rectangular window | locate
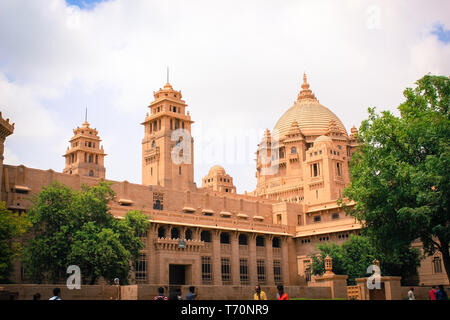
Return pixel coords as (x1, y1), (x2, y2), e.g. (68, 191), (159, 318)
(297, 215), (302, 225)
(304, 259), (312, 282)
(257, 259), (266, 284)
(313, 163), (318, 177)
(273, 260), (282, 283)
(202, 256), (212, 284)
(313, 215), (321, 223)
(240, 259), (249, 285)
(332, 213), (340, 220)
(135, 253), (147, 282)
(221, 258), (231, 284)
(153, 192), (164, 210)
(337, 162), (341, 176)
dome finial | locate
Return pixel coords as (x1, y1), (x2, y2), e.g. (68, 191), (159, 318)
(297, 72), (317, 102)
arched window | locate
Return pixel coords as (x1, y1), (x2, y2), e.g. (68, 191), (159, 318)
(238, 234), (248, 245)
(256, 236), (265, 247)
(220, 232), (230, 244)
(272, 237), (281, 248)
(158, 226), (166, 238)
(291, 147), (297, 154)
(433, 256), (442, 274)
(152, 140), (156, 148)
(171, 227), (180, 239)
(88, 154), (93, 163)
(201, 231), (211, 243)
(185, 229), (192, 240)
(88, 170), (94, 177)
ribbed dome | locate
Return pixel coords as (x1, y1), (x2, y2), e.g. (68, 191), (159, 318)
(274, 100), (347, 139)
(273, 74), (347, 139)
(314, 135), (333, 144)
(208, 165), (225, 175)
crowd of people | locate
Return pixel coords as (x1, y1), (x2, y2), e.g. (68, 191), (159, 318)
(33, 284), (448, 300)
(151, 284), (289, 300)
(407, 285), (448, 300)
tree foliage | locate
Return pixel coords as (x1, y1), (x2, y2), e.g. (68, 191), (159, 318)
(343, 74), (450, 280)
(0, 202), (30, 283)
(311, 235), (420, 285)
(22, 181), (150, 284)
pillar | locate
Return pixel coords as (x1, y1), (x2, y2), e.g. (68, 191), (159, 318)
(249, 234), (258, 285)
(212, 230), (222, 285)
(281, 237), (290, 285)
(231, 232), (240, 286)
(266, 235), (275, 285)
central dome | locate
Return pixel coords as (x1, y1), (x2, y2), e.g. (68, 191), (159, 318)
(273, 74), (347, 139)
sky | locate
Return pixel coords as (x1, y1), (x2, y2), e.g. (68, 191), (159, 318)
(0, 0), (449, 193)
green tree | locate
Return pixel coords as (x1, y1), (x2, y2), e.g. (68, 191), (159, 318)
(311, 235), (420, 285)
(22, 181), (150, 284)
(0, 202), (30, 283)
(343, 74), (450, 280)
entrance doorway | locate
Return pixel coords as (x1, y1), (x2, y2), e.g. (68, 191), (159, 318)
(169, 264), (186, 300)
(169, 265), (186, 285)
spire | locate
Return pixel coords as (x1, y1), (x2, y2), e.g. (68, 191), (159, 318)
(164, 67), (173, 89)
(82, 107), (90, 127)
(297, 72), (317, 102)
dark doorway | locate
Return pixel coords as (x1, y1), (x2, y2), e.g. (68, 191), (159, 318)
(169, 265), (186, 300)
(169, 265), (186, 285)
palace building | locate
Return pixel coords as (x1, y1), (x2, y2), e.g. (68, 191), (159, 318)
(0, 75), (447, 290)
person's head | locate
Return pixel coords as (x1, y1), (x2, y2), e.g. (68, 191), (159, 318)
(277, 285), (284, 293)
(255, 285), (261, 293)
(189, 286), (195, 293)
(158, 287), (164, 295)
(176, 288), (182, 295)
(410, 287), (414, 291)
(114, 278), (120, 285)
(33, 293), (41, 300)
(438, 285), (444, 291)
(432, 286), (436, 289)
(53, 288), (61, 297)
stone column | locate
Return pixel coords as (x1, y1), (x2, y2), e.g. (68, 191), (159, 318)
(280, 237), (290, 285)
(230, 232), (240, 286)
(265, 235), (275, 286)
(212, 230), (222, 285)
(148, 224), (158, 284)
(249, 234), (258, 285)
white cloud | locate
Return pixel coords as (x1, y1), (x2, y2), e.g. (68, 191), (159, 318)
(0, 0), (449, 192)
(3, 146), (20, 165)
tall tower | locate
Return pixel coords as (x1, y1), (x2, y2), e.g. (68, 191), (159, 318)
(141, 82), (194, 189)
(0, 112), (14, 186)
(63, 120), (106, 178)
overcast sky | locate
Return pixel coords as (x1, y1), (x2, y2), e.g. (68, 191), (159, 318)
(1, 0), (449, 193)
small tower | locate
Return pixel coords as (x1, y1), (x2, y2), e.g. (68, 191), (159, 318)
(141, 81), (194, 189)
(201, 165), (236, 193)
(63, 120), (106, 178)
